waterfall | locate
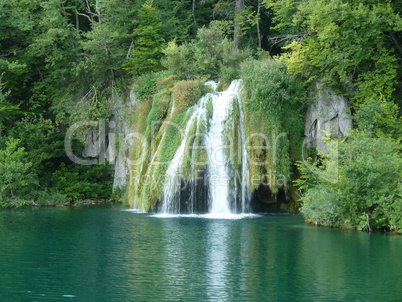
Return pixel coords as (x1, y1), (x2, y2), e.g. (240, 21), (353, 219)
(161, 98), (209, 214)
(236, 87), (249, 213)
(159, 79), (250, 215)
(205, 81), (238, 214)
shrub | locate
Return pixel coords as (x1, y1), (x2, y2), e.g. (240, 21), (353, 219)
(0, 138), (38, 204)
(52, 163), (114, 201)
(353, 98), (402, 140)
(299, 131), (402, 231)
(162, 22), (252, 80)
(33, 189), (69, 206)
(133, 72), (163, 101)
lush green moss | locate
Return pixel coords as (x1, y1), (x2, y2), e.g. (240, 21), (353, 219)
(172, 80), (211, 110)
(240, 58), (306, 195)
(144, 89), (172, 138)
(129, 79), (212, 210)
(136, 108), (190, 210)
(226, 99), (242, 181)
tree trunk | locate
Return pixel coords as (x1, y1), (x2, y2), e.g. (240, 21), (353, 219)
(95, 0), (102, 23)
(390, 31), (402, 54)
(193, 0), (197, 26)
(256, 0), (262, 49)
(75, 10), (80, 32)
(234, 0), (244, 48)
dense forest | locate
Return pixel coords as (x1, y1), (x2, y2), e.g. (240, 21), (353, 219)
(0, 0), (401, 232)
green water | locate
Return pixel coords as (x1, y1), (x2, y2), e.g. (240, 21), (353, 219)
(0, 206), (401, 301)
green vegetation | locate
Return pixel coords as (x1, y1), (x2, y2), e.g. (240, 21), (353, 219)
(266, 0), (402, 102)
(162, 22), (252, 81)
(52, 163), (114, 201)
(0, 0), (274, 208)
(0, 0), (401, 232)
(264, 0), (402, 231)
(123, 0), (164, 77)
(240, 58), (305, 197)
(0, 138), (37, 206)
(298, 132), (402, 232)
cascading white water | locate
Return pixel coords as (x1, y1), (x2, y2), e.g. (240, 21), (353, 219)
(160, 79), (250, 215)
(236, 86), (249, 213)
(161, 97), (209, 214)
(205, 80), (241, 214)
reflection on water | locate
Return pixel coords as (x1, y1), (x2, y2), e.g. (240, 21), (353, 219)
(151, 213), (260, 219)
(206, 220), (230, 301)
(0, 207), (401, 301)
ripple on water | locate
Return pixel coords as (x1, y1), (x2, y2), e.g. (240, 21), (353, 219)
(150, 213), (261, 220)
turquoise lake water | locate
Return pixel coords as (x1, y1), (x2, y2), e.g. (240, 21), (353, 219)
(0, 206), (401, 301)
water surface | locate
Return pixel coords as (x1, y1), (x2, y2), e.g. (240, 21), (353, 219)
(0, 206), (401, 301)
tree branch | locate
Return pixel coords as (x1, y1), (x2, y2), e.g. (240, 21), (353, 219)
(77, 12), (92, 22)
(268, 31), (314, 46)
(126, 40), (134, 59)
(389, 31), (402, 54)
(0, 50), (18, 57)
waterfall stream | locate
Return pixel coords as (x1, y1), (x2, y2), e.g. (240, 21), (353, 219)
(159, 79), (250, 215)
(161, 98), (208, 213)
(205, 81), (238, 214)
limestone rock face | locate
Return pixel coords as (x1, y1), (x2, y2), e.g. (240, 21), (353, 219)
(110, 109), (136, 190)
(82, 128), (104, 158)
(81, 89), (136, 190)
(304, 83), (353, 153)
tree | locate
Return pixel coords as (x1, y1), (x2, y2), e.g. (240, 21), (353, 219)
(162, 22), (251, 80)
(123, 0), (164, 77)
(0, 138), (38, 204)
(154, 0), (193, 41)
(80, 0), (135, 80)
(354, 98), (402, 140)
(234, 0), (244, 47)
(266, 0), (402, 103)
(0, 0), (39, 106)
(0, 77), (20, 136)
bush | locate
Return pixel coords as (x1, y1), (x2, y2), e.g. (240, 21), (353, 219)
(354, 98), (402, 140)
(0, 138), (38, 204)
(162, 22), (252, 80)
(52, 163), (114, 201)
(33, 189), (69, 206)
(299, 131), (402, 231)
(133, 72), (164, 101)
